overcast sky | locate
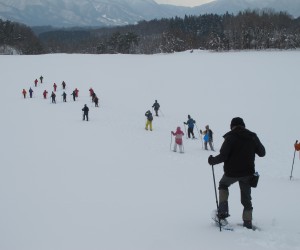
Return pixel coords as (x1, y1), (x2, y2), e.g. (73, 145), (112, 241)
(155, 0), (215, 7)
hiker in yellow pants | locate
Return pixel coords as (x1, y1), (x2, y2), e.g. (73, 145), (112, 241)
(145, 110), (153, 131)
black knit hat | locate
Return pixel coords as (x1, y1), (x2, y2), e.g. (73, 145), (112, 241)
(230, 117), (245, 129)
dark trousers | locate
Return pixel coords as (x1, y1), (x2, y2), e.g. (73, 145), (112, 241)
(188, 127), (195, 138)
(204, 140), (214, 150)
(83, 113), (88, 121)
(219, 175), (253, 214)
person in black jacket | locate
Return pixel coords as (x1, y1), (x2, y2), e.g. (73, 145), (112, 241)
(208, 117), (265, 229)
(152, 100), (160, 116)
(29, 87), (34, 98)
(94, 96), (99, 107)
(82, 104), (89, 121)
(50, 91), (56, 103)
(62, 92), (67, 102)
(71, 90), (76, 101)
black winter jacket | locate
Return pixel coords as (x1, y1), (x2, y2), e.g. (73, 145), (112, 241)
(152, 102), (160, 110)
(82, 106), (89, 114)
(209, 126), (265, 177)
(145, 111), (153, 121)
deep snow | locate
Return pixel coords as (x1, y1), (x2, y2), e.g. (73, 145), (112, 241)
(0, 50), (300, 250)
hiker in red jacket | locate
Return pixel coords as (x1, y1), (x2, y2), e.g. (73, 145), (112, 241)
(43, 90), (48, 99)
(22, 89), (27, 98)
(53, 83), (57, 92)
(89, 88), (94, 97)
(75, 88), (79, 97)
(34, 79), (38, 87)
(171, 126), (185, 153)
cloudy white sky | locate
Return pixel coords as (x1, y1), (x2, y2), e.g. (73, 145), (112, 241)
(155, 0), (214, 7)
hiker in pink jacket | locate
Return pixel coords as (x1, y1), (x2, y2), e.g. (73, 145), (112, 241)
(171, 126), (184, 153)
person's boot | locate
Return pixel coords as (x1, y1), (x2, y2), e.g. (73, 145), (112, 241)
(243, 209), (253, 229)
(243, 220), (252, 229)
(218, 189), (229, 219)
(218, 202), (229, 219)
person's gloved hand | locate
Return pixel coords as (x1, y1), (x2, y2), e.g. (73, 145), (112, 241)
(208, 155), (214, 165)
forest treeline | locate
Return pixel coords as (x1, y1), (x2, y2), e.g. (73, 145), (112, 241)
(0, 19), (44, 54)
(1, 10), (300, 55)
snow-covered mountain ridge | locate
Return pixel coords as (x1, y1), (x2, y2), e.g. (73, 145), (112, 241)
(0, 0), (299, 27)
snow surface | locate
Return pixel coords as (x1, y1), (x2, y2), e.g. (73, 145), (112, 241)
(1, 50), (300, 250)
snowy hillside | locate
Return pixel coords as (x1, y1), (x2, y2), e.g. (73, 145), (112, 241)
(1, 50), (300, 250)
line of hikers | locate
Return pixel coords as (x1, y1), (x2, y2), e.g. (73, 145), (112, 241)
(145, 100), (214, 153)
(21, 76), (100, 122)
(147, 108), (266, 230)
(22, 77), (99, 107)
(23, 83), (267, 229)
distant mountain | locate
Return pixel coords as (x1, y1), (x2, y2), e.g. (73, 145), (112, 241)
(192, 0), (300, 17)
(0, 0), (299, 28)
(0, 0), (189, 27)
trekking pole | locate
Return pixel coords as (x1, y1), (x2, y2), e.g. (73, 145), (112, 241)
(159, 109), (164, 117)
(290, 140), (298, 180)
(211, 165), (222, 232)
(195, 124), (203, 148)
(195, 124), (201, 138)
(183, 124), (188, 139)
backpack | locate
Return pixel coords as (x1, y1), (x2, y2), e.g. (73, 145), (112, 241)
(204, 133), (209, 142)
(148, 113), (153, 121)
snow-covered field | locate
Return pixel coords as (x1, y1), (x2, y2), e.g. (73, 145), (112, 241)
(1, 50), (300, 250)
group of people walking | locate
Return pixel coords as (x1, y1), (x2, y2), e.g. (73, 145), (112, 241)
(23, 81), (266, 229)
(145, 99), (266, 230)
(171, 115), (214, 153)
(145, 101), (214, 153)
(22, 75), (100, 121)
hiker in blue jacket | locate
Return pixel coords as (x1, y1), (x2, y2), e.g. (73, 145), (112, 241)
(184, 115), (196, 139)
(201, 125), (214, 151)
